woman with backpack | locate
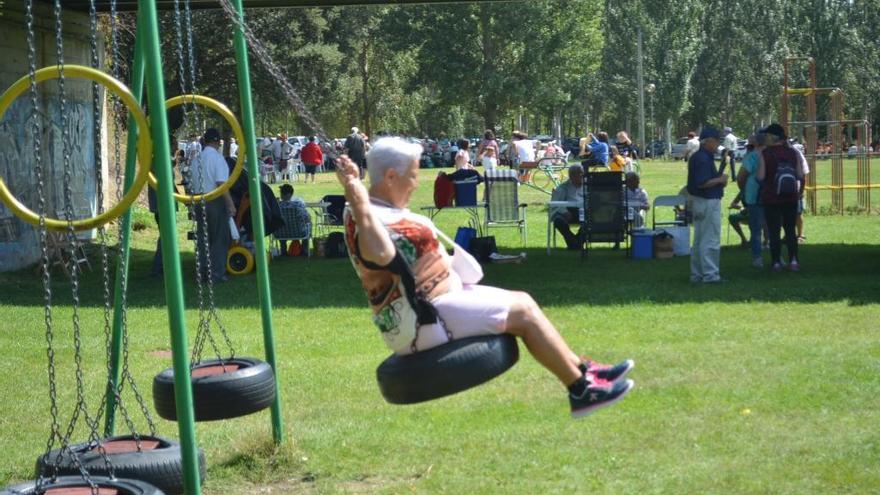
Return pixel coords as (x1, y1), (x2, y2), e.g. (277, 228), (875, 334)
(757, 124), (804, 272)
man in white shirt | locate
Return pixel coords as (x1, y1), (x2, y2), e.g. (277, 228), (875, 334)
(191, 128), (236, 283)
(229, 137), (238, 158)
(722, 127), (739, 176)
(684, 131), (700, 162)
(550, 164), (586, 249)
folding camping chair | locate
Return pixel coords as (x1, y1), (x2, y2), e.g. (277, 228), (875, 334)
(316, 194), (346, 235)
(484, 169), (527, 246)
(274, 204), (312, 257)
(582, 171), (628, 257)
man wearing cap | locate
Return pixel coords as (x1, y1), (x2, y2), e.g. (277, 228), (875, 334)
(191, 128), (236, 283)
(722, 127), (739, 177)
(687, 126), (729, 283)
(344, 126), (367, 179)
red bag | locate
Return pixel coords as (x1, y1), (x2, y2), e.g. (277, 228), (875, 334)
(434, 172), (455, 208)
(287, 240), (303, 257)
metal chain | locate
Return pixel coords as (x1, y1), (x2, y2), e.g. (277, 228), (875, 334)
(216, 0), (337, 158)
(103, 0), (143, 443)
(53, 3), (100, 492)
(109, 0), (158, 441)
(85, 0), (119, 478)
(27, 0), (60, 488)
(182, 0), (235, 366)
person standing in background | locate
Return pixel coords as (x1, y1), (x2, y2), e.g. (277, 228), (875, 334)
(687, 127), (729, 283)
(300, 136), (324, 184)
(722, 127), (739, 177)
(757, 124), (804, 272)
(344, 126), (367, 180)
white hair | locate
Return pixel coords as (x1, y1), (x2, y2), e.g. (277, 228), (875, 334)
(367, 137), (422, 184)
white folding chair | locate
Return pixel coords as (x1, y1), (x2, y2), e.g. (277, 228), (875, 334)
(652, 195), (687, 229)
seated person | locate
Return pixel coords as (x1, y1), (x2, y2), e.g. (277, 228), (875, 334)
(337, 138), (634, 418)
(550, 164), (586, 250)
(609, 145), (627, 172)
(579, 132), (610, 169)
(624, 172), (649, 228)
(278, 184), (311, 256)
(727, 192), (749, 248)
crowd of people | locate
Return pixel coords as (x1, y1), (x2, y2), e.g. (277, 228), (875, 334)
(687, 124), (807, 283)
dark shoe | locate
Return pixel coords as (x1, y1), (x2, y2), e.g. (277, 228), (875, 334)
(570, 379), (634, 419)
(582, 358), (634, 383)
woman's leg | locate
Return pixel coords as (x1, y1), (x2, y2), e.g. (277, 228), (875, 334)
(504, 291), (582, 386)
(747, 204), (764, 260)
(781, 203), (799, 262)
(764, 204), (783, 265)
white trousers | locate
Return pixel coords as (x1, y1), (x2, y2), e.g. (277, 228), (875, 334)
(690, 196), (721, 282)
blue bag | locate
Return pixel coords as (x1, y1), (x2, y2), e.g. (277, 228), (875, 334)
(454, 227), (477, 250)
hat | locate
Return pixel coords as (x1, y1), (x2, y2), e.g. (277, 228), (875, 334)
(763, 123), (787, 140)
(351, 126), (359, 133)
(203, 128), (221, 143)
(722, 127), (733, 136)
(699, 126), (721, 140)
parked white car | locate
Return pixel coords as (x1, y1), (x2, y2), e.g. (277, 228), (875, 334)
(671, 138), (690, 160)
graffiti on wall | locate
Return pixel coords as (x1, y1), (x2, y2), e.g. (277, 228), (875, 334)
(0, 94), (97, 270)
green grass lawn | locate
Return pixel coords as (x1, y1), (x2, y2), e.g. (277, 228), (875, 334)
(1, 159), (878, 494)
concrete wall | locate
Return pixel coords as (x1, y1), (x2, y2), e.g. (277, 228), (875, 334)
(0, 3), (107, 271)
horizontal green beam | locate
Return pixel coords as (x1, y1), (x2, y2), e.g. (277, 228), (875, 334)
(63, 0), (514, 12)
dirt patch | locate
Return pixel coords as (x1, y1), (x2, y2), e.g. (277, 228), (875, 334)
(148, 349), (172, 359)
(211, 474), (411, 495)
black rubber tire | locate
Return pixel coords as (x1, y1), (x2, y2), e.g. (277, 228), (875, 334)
(377, 334), (519, 404)
(153, 357), (276, 422)
(35, 435), (205, 495)
(2, 475), (164, 495)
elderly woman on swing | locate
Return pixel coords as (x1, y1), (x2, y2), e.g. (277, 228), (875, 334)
(337, 137), (634, 418)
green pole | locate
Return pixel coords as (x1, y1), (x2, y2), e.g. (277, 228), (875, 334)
(231, 0), (284, 444)
(104, 11), (146, 438)
(138, 2), (202, 494)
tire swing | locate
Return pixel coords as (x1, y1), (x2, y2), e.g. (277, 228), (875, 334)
(209, 0), (515, 406)
(1, 4), (206, 493)
(151, 8), (275, 422)
(371, 234), (520, 405)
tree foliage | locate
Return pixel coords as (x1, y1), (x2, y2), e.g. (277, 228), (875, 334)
(138, 0), (880, 141)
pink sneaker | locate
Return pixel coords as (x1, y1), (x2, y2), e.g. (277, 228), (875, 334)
(581, 357), (635, 383)
(789, 261), (800, 272)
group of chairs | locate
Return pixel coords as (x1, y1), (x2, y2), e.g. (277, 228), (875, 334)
(548, 172), (689, 256)
(259, 156), (326, 183)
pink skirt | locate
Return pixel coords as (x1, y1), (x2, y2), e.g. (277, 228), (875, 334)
(397, 284), (513, 356)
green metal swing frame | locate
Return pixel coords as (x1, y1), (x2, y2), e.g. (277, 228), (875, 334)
(101, 2), (280, 494)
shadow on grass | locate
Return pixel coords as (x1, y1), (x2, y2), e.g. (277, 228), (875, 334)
(1, 242), (878, 309)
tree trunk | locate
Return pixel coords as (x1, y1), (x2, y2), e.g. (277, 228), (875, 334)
(359, 38), (372, 137)
(479, 5), (497, 131)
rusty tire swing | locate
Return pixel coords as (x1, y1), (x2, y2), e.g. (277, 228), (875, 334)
(35, 435), (207, 495)
(153, 357), (276, 422)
